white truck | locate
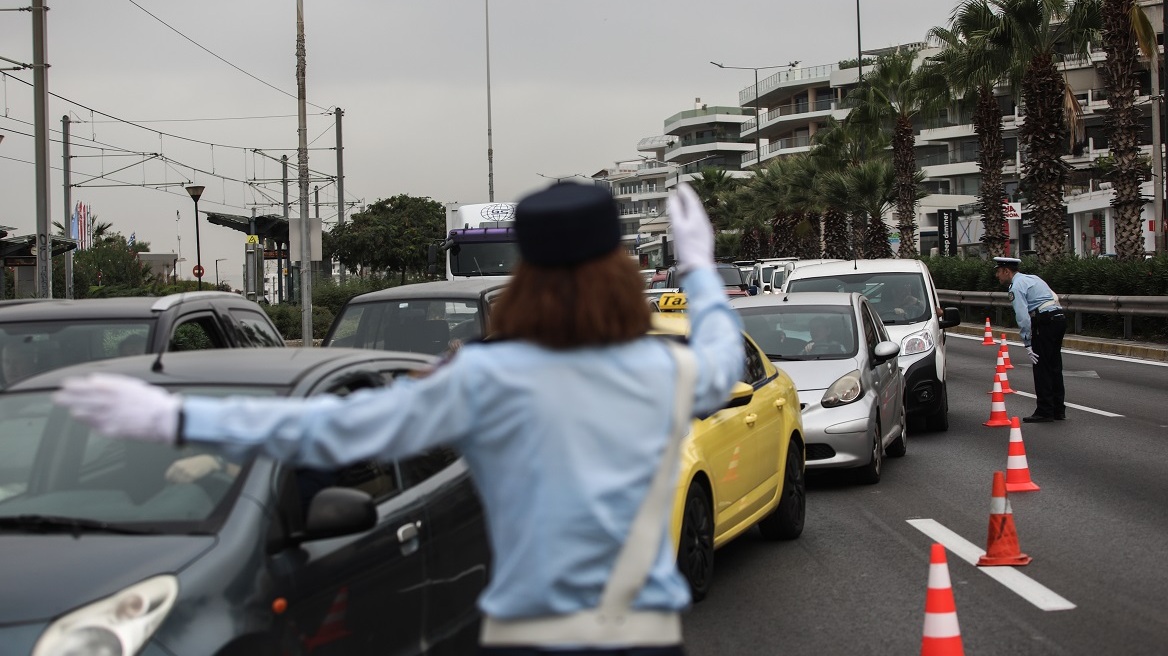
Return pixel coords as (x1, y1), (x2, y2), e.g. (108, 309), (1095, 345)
(428, 202), (520, 280)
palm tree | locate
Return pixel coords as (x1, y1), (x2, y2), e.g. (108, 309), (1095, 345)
(930, 1), (1016, 257)
(738, 160), (788, 256)
(984, 0), (1100, 263)
(1099, 0), (1158, 260)
(847, 47), (949, 258)
(809, 119), (891, 258)
(686, 167), (741, 232)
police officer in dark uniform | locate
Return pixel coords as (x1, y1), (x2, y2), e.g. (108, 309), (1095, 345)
(994, 257), (1066, 422)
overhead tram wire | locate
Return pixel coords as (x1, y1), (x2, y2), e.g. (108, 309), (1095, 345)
(125, 0), (331, 112)
(3, 73), (328, 152)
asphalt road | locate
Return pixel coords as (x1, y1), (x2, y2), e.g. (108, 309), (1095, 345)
(682, 334), (1168, 655)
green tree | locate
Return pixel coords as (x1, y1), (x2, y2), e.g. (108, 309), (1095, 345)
(1099, 0), (1158, 260)
(983, 0), (1100, 263)
(847, 47), (949, 258)
(52, 231), (157, 297)
(326, 194), (445, 283)
(687, 167), (742, 232)
(930, 1), (1016, 257)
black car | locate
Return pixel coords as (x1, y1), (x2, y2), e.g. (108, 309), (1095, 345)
(324, 278), (508, 356)
(0, 348), (489, 655)
(0, 292), (285, 389)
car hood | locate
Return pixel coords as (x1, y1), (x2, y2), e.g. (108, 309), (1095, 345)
(0, 534), (215, 623)
(771, 357), (862, 391)
(882, 321), (928, 342)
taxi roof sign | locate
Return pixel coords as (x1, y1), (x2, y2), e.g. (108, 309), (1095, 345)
(657, 292), (687, 312)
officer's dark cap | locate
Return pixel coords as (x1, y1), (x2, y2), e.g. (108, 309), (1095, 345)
(516, 181), (621, 267)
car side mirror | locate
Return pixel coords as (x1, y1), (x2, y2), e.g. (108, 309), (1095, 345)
(872, 340), (900, 366)
(724, 381), (755, 409)
(300, 487), (376, 543)
(939, 306), (961, 329)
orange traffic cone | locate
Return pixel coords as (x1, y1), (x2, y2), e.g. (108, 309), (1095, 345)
(994, 354), (1015, 394)
(999, 334), (1015, 370)
(977, 471), (1032, 566)
(303, 586), (352, 650)
(1005, 417), (1040, 492)
(986, 371), (1004, 395)
(921, 543), (965, 656)
(983, 383), (1011, 427)
(982, 318), (995, 345)
(722, 445), (741, 482)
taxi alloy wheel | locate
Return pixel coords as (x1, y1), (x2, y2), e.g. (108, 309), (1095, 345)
(758, 441), (805, 540)
(857, 421), (882, 485)
(677, 480), (714, 603)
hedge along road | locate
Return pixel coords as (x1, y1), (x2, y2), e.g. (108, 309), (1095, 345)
(680, 335), (1168, 656)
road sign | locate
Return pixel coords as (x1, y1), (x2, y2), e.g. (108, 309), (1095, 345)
(263, 249), (289, 260)
(193, 264), (205, 278)
(3, 256), (36, 267)
(246, 234), (260, 245)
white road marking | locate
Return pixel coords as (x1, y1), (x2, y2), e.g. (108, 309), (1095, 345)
(949, 332), (1168, 367)
(907, 518), (1076, 611)
(1012, 391), (1124, 418)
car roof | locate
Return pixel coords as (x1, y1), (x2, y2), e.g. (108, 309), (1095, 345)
(0, 292), (255, 322)
(730, 291), (860, 309)
(346, 278), (509, 304)
(786, 259), (926, 278)
(4, 347), (435, 392)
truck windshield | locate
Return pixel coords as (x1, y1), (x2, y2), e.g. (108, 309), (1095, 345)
(450, 242), (519, 276)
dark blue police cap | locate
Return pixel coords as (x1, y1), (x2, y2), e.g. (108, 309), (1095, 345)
(516, 181), (620, 267)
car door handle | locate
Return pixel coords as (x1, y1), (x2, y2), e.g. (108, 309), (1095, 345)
(397, 521), (421, 543)
(774, 399), (786, 409)
(744, 413), (758, 427)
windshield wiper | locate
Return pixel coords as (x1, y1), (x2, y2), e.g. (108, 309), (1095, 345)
(0, 514), (156, 536)
(765, 353), (803, 361)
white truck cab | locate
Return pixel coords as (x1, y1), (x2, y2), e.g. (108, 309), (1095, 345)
(428, 202), (519, 280)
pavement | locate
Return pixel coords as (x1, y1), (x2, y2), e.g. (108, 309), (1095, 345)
(949, 322), (1168, 362)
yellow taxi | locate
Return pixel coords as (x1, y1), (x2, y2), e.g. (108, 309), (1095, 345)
(653, 293), (805, 601)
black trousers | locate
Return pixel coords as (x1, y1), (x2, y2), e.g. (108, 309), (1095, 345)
(1031, 311), (1066, 417)
(480, 647), (684, 656)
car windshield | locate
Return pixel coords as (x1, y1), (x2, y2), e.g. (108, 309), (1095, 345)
(326, 298), (481, 355)
(736, 306), (858, 360)
(449, 241), (519, 276)
(0, 321), (154, 389)
(717, 267), (743, 287)
(785, 272), (931, 325)
(0, 386), (274, 534)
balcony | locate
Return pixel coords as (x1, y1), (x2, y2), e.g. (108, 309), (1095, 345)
(744, 63), (838, 105)
(663, 106), (753, 134)
(743, 98), (835, 137)
(745, 135), (812, 165)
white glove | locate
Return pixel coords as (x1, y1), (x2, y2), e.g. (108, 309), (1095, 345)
(165, 454), (221, 484)
(1026, 346), (1039, 364)
(667, 183), (715, 274)
(53, 373), (181, 444)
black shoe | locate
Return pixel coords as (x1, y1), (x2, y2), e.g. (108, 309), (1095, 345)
(1054, 414), (1066, 421)
(1022, 414), (1054, 423)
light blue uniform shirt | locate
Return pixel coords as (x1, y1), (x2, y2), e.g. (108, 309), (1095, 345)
(1009, 272), (1059, 346)
(183, 267), (744, 620)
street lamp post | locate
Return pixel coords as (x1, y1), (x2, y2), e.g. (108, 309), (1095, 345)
(214, 258), (227, 288)
(710, 61), (799, 168)
(185, 185), (205, 290)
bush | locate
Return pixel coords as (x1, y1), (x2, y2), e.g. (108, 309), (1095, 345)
(262, 303), (335, 340)
(921, 254), (1168, 296)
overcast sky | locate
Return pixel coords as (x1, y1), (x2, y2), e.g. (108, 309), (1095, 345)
(0, 0), (956, 288)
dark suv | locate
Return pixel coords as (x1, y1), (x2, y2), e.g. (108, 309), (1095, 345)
(0, 292), (284, 388)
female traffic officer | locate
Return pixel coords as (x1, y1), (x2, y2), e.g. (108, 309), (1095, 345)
(53, 182), (743, 655)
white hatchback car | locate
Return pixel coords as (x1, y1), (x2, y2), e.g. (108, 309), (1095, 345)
(783, 260), (960, 431)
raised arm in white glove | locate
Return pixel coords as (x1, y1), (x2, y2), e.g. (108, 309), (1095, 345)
(667, 183), (715, 274)
(53, 373), (181, 444)
(1026, 346), (1039, 364)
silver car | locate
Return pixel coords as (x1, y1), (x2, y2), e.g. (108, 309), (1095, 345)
(731, 292), (906, 484)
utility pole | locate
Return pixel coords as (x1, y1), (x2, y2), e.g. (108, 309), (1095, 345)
(32, 0), (51, 298)
(281, 154), (289, 304)
(295, 0), (313, 346)
(485, 0), (495, 201)
(1152, 56), (1163, 254)
(62, 115), (73, 299)
(335, 107), (346, 282)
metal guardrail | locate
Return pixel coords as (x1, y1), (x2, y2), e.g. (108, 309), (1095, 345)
(938, 289), (1168, 339)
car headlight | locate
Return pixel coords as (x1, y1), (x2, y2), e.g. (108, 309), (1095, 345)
(33, 575), (178, 656)
(901, 329), (935, 356)
(822, 370), (863, 408)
